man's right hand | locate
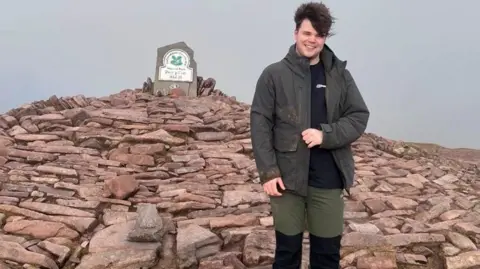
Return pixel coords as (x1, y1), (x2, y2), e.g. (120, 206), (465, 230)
(263, 177), (286, 196)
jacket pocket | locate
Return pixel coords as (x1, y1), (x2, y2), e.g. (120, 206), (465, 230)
(273, 125), (299, 152)
(273, 126), (299, 179)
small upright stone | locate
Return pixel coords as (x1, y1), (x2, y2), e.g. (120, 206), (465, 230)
(127, 203), (164, 242)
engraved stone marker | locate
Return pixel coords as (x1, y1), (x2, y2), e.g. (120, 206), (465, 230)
(153, 41), (198, 97)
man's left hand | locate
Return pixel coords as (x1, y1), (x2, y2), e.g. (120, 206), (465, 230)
(301, 128), (323, 148)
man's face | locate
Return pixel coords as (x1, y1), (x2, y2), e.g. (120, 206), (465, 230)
(294, 19), (326, 59)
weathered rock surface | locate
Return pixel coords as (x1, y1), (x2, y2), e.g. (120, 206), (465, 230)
(0, 88), (479, 269)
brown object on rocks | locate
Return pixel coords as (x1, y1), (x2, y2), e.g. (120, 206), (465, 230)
(170, 88), (187, 98)
(103, 175), (139, 200)
(0, 85), (478, 269)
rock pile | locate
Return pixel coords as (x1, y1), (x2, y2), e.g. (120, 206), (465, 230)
(0, 88), (479, 269)
(142, 76), (228, 98)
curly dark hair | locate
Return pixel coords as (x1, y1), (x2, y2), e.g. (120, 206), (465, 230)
(294, 2), (335, 37)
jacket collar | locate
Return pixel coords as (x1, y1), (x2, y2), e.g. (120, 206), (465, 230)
(282, 43), (346, 76)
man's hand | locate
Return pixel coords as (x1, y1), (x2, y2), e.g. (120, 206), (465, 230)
(263, 177), (285, 196)
(302, 128), (323, 148)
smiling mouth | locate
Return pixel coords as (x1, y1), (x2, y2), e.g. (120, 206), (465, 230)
(305, 44), (317, 49)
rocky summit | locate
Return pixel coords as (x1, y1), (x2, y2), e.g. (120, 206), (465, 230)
(0, 86), (479, 269)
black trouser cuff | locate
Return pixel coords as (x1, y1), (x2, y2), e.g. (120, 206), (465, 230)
(273, 230), (303, 269)
(309, 233), (341, 269)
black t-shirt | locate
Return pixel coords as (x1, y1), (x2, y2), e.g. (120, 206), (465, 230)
(308, 60), (344, 189)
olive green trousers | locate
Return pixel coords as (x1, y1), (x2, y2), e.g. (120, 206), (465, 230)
(270, 187), (344, 238)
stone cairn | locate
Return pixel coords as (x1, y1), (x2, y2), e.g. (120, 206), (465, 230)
(0, 78), (479, 269)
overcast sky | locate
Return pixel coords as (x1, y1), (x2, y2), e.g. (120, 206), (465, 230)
(0, 0), (478, 149)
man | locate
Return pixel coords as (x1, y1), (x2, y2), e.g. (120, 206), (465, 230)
(250, 2), (370, 268)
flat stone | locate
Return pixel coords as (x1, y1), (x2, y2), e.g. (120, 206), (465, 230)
(446, 231), (477, 250)
(348, 223), (381, 234)
(18, 201), (95, 218)
(0, 241), (58, 269)
(75, 249), (158, 269)
(357, 255), (397, 269)
(341, 232), (389, 247)
(384, 233), (445, 247)
(444, 250), (480, 269)
(3, 219), (79, 239)
(222, 191), (269, 207)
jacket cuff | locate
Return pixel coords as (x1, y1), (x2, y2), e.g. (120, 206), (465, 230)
(318, 123), (335, 148)
(258, 167), (281, 184)
(319, 123), (332, 133)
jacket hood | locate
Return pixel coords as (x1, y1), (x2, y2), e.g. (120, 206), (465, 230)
(282, 43), (347, 77)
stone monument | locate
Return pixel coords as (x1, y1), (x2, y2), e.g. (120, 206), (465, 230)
(153, 41), (198, 97)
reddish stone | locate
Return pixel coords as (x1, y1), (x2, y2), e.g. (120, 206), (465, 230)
(104, 175), (139, 200)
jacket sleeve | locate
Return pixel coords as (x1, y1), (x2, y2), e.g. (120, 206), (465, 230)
(250, 68), (281, 184)
(319, 69), (370, 149)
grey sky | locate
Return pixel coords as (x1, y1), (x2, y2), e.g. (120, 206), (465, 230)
(0, 0), (478, 149)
